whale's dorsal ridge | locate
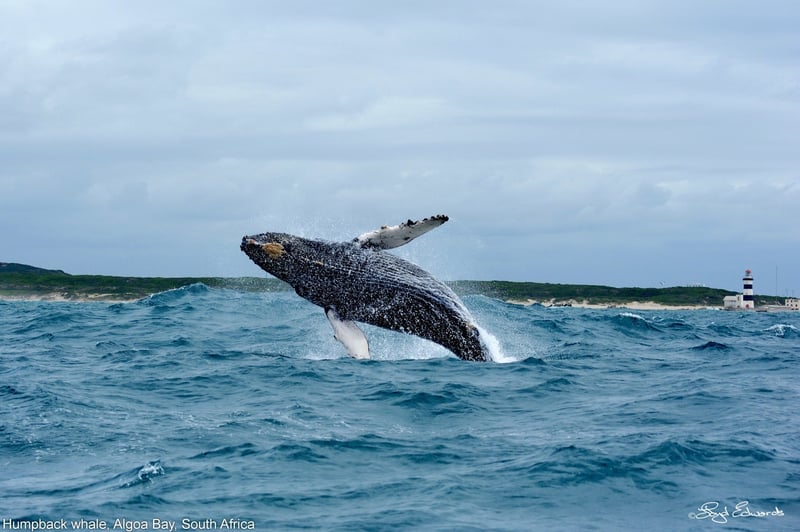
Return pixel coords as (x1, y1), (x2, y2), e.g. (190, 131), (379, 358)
(354, 214), (449, 250)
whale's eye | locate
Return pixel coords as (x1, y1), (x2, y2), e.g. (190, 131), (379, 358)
(262, 242), (286, 259)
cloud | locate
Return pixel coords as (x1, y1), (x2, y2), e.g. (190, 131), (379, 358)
(306, 97), (455, 132)
(0, 0), (798, 290)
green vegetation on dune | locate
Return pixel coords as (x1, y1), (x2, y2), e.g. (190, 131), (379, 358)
(449, 280), (753, 307)
(0, 264), (289, 301)
(0, 263), (67, 275)
(0, 263), (784, 306)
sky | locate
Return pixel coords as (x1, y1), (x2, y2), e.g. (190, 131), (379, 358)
(1, 0), (798, 294)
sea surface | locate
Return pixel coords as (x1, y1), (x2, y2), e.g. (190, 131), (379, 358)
(1, 284), (798, 531)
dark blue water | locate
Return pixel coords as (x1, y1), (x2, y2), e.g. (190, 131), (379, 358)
(1, 285), (798, 530)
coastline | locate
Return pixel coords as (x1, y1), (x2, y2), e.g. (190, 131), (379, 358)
(506, 298), (716, 311)
(1, 291), (715, 310)
(4, 267), (764, 309)
(0, 292), (138, 303)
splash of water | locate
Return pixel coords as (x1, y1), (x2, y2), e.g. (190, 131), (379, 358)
(478, 325), (516, 363)
(765, 323), (799, 337)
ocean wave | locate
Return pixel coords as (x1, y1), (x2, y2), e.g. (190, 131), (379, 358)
(138, 282), (211, 306)
(691, 340), (730, 351)
(120, 461), (166, 488)
(189, 443), (259, 461)
(764, 323), (799, 338)
(361, 380), (486, 416)
(309, 433), (409, 454)
(612, 311), (664, 335)
(706, 322), (746, 337)
(2, 289), (799, 529)
(632, 439), (776, 467)
(660, 319), (693, 331)
(268, 443), (327, 462)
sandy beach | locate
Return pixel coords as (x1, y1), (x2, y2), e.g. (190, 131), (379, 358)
(0, 293), (137, 303)
(2, 292), (717, 309)
(506, 298), (716, 311)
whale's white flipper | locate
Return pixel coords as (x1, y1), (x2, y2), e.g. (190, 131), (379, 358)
(325, 308), (370, 359)
(354, 215), (449, 250)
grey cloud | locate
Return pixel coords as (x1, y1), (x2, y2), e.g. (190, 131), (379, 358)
(1, 1), (798, 290)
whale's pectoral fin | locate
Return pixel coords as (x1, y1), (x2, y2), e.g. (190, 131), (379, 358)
(354, 214), (449, 250)
(325, 308), (370, 359)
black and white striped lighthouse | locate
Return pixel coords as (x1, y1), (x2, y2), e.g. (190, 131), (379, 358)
(742, 269), (754, 309)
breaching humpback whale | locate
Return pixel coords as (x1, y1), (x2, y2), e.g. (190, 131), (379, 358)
(240, 215), (490, 361)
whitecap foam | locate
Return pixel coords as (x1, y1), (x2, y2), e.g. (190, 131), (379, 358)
(764, 324), (798, 337)
(137, 461), (164, 481)
(619, 311), (646, 321)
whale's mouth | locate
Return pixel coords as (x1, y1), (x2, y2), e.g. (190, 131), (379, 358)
(240, 237), (255, 256)
(240, 236), (258, 251)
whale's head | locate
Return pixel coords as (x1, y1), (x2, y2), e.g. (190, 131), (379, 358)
(240, 232), (303, 281)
